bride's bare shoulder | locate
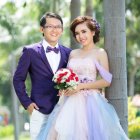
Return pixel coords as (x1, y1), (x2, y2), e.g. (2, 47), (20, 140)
(94, 47), (107, 56)
(95, 48), (108, 63)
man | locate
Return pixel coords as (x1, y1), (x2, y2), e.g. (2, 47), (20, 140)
(13, 12), (71, 139)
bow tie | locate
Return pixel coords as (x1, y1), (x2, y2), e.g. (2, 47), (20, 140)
(46, 46), (59, 54)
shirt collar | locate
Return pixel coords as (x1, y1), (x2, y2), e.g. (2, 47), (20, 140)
(42, 39), (59, 51)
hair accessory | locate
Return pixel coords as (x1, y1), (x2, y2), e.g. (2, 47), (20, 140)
(91, 19), (100, 30)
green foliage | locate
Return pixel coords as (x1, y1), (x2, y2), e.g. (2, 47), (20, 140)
(135, 69), (140, 93)
(127, 0), (140, 17)
(126, 0), (140, 95)
(0, 2), (17, 35)
(128, 97), (140, 138)
(0, 127), (30, 139)
(0, 125), (14, 137)
(0, 134), (30, 140)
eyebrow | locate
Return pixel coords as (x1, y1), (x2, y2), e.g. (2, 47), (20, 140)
(75, 29), (87, 33)
(46, 23), (62, 26)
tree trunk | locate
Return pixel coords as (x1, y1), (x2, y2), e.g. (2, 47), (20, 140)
(85, 0), (93, 16)
(52, 0), (60, 13)
(103, 0), (128, 134)
(52, 0), (57, 13)
(11, 53), (20, 140)
(128, 66), (138, 96)
(70, 0), (81, 49)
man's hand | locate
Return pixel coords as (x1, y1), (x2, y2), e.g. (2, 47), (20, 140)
(27, 103), (39, 115)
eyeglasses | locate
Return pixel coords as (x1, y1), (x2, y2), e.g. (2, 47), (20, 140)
(43, 25), (62, 30)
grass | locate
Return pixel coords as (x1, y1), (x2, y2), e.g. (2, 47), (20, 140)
(1, 136), (29, 140)
(0, 133), (30, 140)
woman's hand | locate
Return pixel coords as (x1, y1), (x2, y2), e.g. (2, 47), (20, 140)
(61, 83), (84, 96)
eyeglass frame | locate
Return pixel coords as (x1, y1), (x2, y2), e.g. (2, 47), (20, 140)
(43, 24), (63, 30)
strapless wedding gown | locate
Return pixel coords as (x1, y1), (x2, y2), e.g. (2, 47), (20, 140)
(38, 57), (129, 140)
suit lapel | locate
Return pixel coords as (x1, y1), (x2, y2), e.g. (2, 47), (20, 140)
(38, 42), (53, 74)
(57, 45), (67, 70)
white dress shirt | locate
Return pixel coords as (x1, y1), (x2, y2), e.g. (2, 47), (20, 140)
(42, 39), (60, 74)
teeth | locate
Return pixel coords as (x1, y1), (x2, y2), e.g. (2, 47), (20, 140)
(80, 40), (86, 43)
(51, 34), (57, 37)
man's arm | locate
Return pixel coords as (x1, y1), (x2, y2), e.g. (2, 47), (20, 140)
(13, 47), (32, 109)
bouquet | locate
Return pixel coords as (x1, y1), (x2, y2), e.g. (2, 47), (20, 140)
(52, 68), (79, 90)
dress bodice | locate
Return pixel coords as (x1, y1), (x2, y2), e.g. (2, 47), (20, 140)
(67, 57), (112, 84)
(67, 57), (97, 82)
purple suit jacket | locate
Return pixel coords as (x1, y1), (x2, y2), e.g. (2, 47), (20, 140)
(13, 42), (71, 114)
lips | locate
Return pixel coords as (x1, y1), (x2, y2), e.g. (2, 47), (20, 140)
(51, 33), (58, 37)
(80, 39), (86, 44)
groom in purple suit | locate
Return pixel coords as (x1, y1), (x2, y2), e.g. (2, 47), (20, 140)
(13, 12), (71, 139)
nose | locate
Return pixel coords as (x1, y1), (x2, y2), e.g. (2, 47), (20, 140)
(51, 27), (57, 31)
(79, 33), (84, 39)
(52, 27), (58, 30)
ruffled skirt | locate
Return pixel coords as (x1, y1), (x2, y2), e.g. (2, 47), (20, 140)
(38, 90), (129, 140)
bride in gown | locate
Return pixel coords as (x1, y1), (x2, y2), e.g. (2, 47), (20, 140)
(38, 16), (129, 140)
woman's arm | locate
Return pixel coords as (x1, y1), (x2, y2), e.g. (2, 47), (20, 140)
(80, 48), (111, 90)
(64, 49), (112, 95)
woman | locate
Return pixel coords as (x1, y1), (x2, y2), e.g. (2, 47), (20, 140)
(38, 16), (129, 140)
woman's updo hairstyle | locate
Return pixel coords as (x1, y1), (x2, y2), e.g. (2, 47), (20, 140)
(70, 16), (100, 43)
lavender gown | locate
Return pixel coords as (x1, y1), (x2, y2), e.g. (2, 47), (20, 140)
(38, 57), (129, 140)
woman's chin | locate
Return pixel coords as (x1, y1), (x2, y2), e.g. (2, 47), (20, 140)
(80, 42), (87, 46)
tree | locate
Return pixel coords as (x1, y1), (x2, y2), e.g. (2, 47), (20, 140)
(85, 0), (93, 16)
(70, 0), (81, 49)
(103, 0), (128, 134)
(126, 0), (140, 17)
(126, 0), (140, 96)
(127, 45), (140, 96)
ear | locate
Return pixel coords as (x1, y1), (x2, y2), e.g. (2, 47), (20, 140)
(40, 27), (44, 33)
(92, 31), (95, 36)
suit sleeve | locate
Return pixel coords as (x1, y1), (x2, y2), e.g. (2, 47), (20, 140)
(13, 47), (32, 109)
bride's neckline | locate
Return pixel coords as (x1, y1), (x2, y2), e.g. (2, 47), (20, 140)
(70, 57), (98, 63)
(75, 47), (98, 59)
